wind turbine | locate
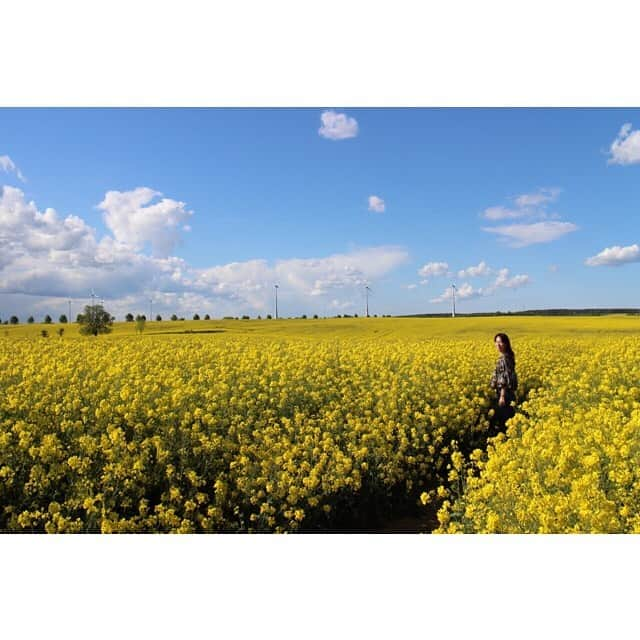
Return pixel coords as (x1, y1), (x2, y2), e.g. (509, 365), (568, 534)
(365, 285), (373, 318)
(274, 284), (279, 319)
(451, 283), (457, 318)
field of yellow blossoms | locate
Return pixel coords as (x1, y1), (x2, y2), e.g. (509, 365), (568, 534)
(1, 316), (638, 533)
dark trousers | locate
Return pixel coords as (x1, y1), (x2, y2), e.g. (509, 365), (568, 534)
(490, 389), (516, 434)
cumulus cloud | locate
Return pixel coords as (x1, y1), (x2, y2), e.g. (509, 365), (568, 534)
(0, 185), (408, 318)
(608, 123), (640, 165)
(430, 282), (481, 304)
(368, 195), (385, 213)
(0, 155), (26, 182)
(98, 187), (192, 258)
(318, 110), (359, 140)
(482, 221), (578, 247)
(458, 260), (491, 278)
(429, 267), (530, 304)
(418, 261), (449, 279)
(0, 185), (96, 257)
(491, 268), (530, 289)
(585, 244), (640, 266)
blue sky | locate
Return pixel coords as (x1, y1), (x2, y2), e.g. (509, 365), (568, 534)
(1, 107), (639, 320)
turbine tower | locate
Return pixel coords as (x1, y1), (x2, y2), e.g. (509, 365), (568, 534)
(365, 285), (373, 318)
(274, 284), (279, 319)
(451, 283), (457, 318)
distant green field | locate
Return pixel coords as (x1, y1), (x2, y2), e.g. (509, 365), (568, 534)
(2, 314), (639, 342)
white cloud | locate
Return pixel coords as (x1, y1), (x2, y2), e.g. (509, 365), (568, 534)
(329, 299), (355, 310)
(403, 284), (417, 290)
(0, 155), (26, 182)
(273, 246), (408, 298)
(368, 195), (385, 213)
(0, 185), (408, 318)
(482, 221), (578, 247)
(430, 267), (530, 304)
(98, 187), (192, 258)
(482, 188), (560, 220)
(491, 268), (530, 289)
(548, 264), (559, 273)
(318, 110), (359, 140)
(585, 244), (640, 266)
(608, 123), (640, 165)
(0, 185), (96, 257)
(514, 187), (560, 208)
(482, 206), (524, 221)
(430, 282), (482, 304)
(418, 261), (448, 278)
(458, 260), (491, 278)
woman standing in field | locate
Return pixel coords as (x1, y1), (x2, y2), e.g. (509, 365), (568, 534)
(490, 333), (518, 432)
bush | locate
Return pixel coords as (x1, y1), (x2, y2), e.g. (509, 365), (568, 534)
(59, 314), (68, 324)
(193, 314), (200, 320)
(171, 314), (178, 321)
(9, 316), (19, 324)
(156, 315), (162, 322)
(57, 327), (65, 337)
(27, 316), (35, 324)
(125, 313), (134, 322)
(44, 315), (53, 324)
(204, 314), (210, 320)
(40, 330), (49, 338)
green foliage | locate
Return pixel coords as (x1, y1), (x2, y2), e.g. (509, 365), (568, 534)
(10, 316), (19, 325)
(44, 315), (53, 324)
(59, 314), (68, 323)
(125, 313), (134, 322)
(27, 316), (35, 324)
(135, 315), (146, 334)
(78, 304), (113, 337)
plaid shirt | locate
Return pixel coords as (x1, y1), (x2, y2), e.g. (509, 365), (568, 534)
(490, 354), (518, 392)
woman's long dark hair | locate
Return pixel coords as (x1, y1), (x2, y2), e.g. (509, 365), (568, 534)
(494, 332), (515, 366)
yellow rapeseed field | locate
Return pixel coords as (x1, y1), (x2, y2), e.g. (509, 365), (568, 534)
(1, 315), (639, 532)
